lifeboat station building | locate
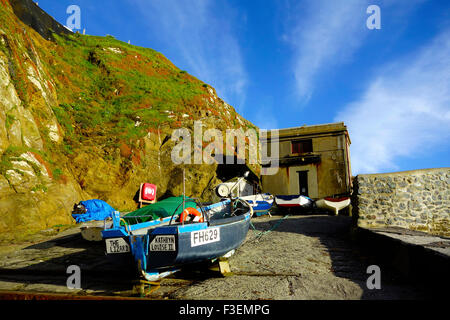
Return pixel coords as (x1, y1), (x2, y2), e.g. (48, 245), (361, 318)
(261, 122), (352, 200)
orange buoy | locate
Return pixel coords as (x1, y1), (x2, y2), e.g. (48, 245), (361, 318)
(179, 207), (203, 223)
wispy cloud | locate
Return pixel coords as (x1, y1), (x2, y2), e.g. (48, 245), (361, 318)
(282, 0), (426, 103)
(130, 0), (247, 111)
(335, 30), (450, 174)
(282, 0), (370, 102)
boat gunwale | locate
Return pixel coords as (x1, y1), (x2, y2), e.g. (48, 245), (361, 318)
(102, 208), (250, 238)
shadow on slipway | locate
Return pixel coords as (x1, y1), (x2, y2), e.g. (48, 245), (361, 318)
(0, 232), (135, 296)
(0, 231), (228, 298)
(250, 209), (438, 300)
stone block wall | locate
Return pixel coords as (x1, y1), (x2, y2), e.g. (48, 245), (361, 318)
(352, 168), (450, 237)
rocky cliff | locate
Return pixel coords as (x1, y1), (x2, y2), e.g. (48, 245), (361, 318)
(0, 0), (258, 241)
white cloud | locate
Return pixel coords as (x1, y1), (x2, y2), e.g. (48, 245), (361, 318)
(282, 0), (427, 102)
(335, 30), (450, 174)
(130, 0), (247, 111)
(282, 0), (370, 102)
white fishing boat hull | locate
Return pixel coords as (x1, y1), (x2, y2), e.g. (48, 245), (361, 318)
(274, 195), (314, 208)
(315, 198), (350, 215)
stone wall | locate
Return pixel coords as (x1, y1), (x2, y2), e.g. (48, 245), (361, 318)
(352, 168), (450, 237)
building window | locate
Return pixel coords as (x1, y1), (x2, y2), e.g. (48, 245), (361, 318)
(291, 139), (312, 154)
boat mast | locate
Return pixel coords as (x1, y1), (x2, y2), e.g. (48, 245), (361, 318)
(182, 168), (185, 225)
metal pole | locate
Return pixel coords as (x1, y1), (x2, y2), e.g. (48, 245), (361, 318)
(182, 168), (185, 225)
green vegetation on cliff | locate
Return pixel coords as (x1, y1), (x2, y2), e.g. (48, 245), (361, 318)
(44, 33), (217, 157)
(0, 0), (257, 241)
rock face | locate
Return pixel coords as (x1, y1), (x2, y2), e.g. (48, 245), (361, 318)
(9, 0), (71, 40)
(0, 0), (258, 241)
(352, 168), (450, 237)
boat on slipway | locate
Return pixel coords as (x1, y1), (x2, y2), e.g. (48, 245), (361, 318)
(239, 193), (274, 216)
(315, 197), (350, 215)
(274, 194), (314, 210)
(215, 171), (274, 216)
(102, 196), (253, 281)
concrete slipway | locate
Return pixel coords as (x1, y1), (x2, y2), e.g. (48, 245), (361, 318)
(0, 214), (447, 300)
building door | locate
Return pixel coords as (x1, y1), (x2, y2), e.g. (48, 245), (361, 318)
(297, 171), (308, 196)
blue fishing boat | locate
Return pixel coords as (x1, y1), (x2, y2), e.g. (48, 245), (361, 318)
(215, 171), (273, 216)
(239, 193), (274, 216)
(102, 197), (253, 281)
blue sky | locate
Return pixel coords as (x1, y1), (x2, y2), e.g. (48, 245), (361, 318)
(37, 0), (450, 175)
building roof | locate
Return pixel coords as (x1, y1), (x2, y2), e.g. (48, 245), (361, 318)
(278, 121), (346, 134)
(262, 122), (350, 142)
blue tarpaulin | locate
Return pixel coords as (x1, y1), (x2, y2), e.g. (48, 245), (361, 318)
(72, 199), (116, 223)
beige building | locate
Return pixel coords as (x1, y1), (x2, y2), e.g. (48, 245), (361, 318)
(261, 122), (352, 199)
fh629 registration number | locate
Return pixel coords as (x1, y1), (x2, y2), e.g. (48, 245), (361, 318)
(191, 228), (220, 247)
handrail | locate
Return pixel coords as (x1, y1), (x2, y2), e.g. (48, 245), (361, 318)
(120, 218), (130, 234)
(193, 198), (210, 224)
(168, 200), (185, 226)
